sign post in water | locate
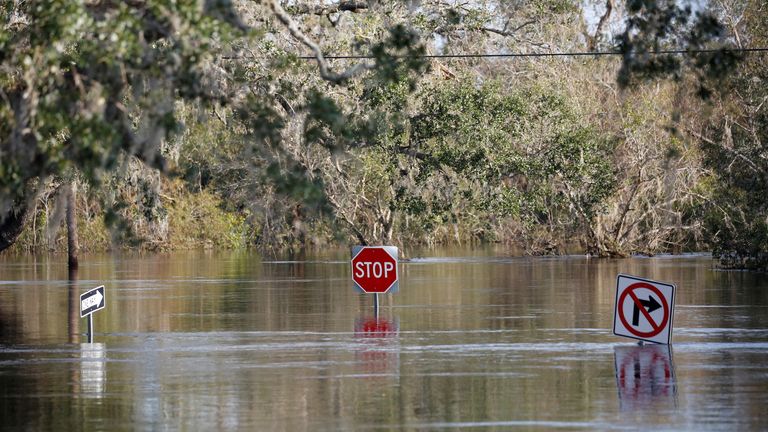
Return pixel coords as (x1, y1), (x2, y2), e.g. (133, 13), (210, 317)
(351, 246), (399, 314)
(80, 285), (106, 343)
(613, 275), (675, 345)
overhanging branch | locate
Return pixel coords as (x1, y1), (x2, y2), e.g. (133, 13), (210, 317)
(589, 0), (614, 50)
(267, 0), (375, 84)
(286, 1), (369, 16)
(480, 20), (536, 38)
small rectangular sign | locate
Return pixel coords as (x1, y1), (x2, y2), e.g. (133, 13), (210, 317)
(80, 285), (106, 318)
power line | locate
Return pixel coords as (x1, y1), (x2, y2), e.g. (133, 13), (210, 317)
(222, 47), (768, 61)
(300, 47), (768, 60)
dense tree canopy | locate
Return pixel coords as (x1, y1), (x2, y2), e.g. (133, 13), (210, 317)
(1, 1), (765, 269)
(0, 0), (241, 248)
(698, 0), (768, 270)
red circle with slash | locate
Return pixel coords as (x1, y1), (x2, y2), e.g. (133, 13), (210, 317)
(617, 282), (669, 338)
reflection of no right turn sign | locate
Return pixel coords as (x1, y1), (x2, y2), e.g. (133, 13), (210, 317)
(613, 274), (675, 345)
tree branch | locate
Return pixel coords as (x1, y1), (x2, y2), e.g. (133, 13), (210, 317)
(480, 20), (536, 38)
(267, 0), (375, 84)
(286, 1), (369, 16)
(683, 124), (760, 174)
(589, 0), (613, 51)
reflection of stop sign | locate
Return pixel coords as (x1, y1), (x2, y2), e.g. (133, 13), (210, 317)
(351, 246), (399, 293)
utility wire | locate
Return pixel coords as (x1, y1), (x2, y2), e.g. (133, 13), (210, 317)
(304, 47), (768, 60)
(222, 47), (768, 61)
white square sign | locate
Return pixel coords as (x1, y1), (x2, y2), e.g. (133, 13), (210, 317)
(613, 274), (675, 345)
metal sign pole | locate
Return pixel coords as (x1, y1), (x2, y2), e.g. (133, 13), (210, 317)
(87, 314), (93, 344)
(374, 293), (379, 320)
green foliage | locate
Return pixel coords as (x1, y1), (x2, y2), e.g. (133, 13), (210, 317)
(8, 185), (110, 254)
(0, 0), (241, 209)
(0, 0), (761, 268)
(615, 0), (767, 267)
(304, 91), (350, 151)
(700, 5), (768, 270)
(369, 24), (429, 90)
(342, 77), (620, 248)
(166, 181), (250, 249)
(616, 0), (740, 94)
(705, 184), (768, 271)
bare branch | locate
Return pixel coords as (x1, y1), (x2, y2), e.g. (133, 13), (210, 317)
(267, 0), (375, 84)
(286, 1), (369, 16)
(589, 0), (613, 51)
(480, 20), (536, 37)
(212, 104), (227, 125)
(435, 20), (536, 38)
(397, 145), (428, 160)
(683, 125), (760, 174)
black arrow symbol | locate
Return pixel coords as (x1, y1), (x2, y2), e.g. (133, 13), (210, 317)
(632, 295), (662, 326)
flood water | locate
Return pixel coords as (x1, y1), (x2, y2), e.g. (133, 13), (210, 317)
(1, 248), (767, 430)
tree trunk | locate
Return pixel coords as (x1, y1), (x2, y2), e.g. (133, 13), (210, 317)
(291, 203), (306, 245)
(68, 265), (79, 343)
(65, 181), (79, 269)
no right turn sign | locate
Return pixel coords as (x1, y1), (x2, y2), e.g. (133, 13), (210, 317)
(613, 274), (675, 345)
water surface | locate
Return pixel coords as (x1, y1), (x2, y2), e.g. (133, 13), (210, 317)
(0, 248), (767, 430)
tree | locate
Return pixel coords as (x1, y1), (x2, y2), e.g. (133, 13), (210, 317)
(250, 0), (602, 249)
(0, 0), (240, 252)
(0, 0), (427, 253)
(697, 0), (768, 270)
(4, 0), (761, 266)
(614, 0), (766, 268)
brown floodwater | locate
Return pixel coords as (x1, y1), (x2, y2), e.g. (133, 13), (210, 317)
(0, 248), (767, 430)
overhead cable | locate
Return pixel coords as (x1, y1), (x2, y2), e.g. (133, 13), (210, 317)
(221, 47), (768, 61)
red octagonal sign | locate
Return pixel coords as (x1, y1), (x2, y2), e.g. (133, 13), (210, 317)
(351, 246), (399, 294)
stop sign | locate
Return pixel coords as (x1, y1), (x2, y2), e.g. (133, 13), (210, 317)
(351, 246), (399, 293)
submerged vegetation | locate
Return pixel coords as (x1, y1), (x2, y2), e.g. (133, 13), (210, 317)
(0, 1), (766, 270)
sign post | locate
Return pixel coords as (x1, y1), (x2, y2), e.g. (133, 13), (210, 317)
(613, 275), (675, 345)
(351, 246), (399, 315)
(80, 285), (106, 343)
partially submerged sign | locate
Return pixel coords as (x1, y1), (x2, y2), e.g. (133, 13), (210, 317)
(613, 275), (675, 345)
(351, 246), (399, 294)
(80, 285), (106, 318)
